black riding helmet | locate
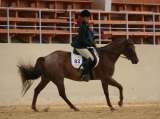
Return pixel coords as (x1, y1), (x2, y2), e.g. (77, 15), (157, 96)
(80, 9), (91, 17)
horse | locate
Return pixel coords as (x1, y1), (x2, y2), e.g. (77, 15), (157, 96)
(17, 37), (139, 112)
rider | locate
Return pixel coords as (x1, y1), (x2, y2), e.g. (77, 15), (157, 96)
(71, 9), (96, 82)
(76, 14), (95, 41)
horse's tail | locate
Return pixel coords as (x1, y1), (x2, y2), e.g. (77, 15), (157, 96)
(17, 57), (45, 96)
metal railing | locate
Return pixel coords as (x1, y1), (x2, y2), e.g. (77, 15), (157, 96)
(0, 7), (159, 44)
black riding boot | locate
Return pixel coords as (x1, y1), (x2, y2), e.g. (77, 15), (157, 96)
(81, 58), (92, 82)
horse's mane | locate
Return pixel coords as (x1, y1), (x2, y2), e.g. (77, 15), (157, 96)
(97, 39), (124, 50)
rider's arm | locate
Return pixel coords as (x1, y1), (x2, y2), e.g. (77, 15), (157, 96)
(78, 25), (93, 47)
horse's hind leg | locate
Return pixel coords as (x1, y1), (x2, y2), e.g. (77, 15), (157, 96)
(52, 79), (79, 111)
(31, 77), (50, 112)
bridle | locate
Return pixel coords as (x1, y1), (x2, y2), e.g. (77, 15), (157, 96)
(98, 39), (136, 60)
(122, 42), (137, 60)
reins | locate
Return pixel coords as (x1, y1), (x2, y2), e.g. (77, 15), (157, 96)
(95, 40), (129, 60)
(105, 50), (128, 59)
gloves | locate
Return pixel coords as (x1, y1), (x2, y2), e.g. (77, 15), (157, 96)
(92, 43), (97, 48)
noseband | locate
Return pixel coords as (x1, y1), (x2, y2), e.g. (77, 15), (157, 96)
(122, 42), (136, 60)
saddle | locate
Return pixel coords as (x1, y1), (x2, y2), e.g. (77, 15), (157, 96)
(71, 48), (99, 80)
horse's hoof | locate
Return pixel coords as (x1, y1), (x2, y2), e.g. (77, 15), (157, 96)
(43, 107), (49, 112)
(33, 109), (39, 112)
(74, 108), (79, 111)
(110, 107), (116, 110)
(32, 107), (39, 112)
(118, 101), (123, 107)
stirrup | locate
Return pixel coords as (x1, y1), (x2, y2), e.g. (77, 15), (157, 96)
(81, 75), (88, 82)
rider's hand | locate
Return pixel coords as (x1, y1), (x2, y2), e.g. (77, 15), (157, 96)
(92, 43), (97, 48)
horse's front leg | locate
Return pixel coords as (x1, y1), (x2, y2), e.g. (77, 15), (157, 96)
(101, 77), (123, 109)
(101, 82), (115, 110)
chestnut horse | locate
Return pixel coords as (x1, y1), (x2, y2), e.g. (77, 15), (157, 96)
(17, 38), (139, 111)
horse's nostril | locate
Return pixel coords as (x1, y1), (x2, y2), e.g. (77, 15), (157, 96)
(132, 60), (138, 64)
(135, 61), (138, 64)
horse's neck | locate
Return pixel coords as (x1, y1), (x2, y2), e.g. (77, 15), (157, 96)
(103, 40), (126, 63)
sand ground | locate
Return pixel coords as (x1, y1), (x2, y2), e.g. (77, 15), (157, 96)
(0, 103), (160, 119)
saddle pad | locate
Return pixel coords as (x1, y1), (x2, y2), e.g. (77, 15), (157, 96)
(71, 48), (99, 69)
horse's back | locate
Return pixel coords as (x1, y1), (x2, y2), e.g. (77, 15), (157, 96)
(45, 50), (70, 64)
(43, 50), (82, 80)
(43, 50), (72, 74)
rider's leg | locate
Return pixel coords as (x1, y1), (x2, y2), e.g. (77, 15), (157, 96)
(76, 48), (94, 61)
(75, 48), (94, 82)
(81, 58), (92, 82)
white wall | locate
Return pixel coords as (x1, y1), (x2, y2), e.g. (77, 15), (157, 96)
(91, 0), (111, 11)
(0, 44), (160, 106)
(104, 0), (111, 11)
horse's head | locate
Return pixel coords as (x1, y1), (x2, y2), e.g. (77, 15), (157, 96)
(122, 36), (139, 64)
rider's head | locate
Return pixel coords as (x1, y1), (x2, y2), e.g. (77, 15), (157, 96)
(80, 9), (90, 23)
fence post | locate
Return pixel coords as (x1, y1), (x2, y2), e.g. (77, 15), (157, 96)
(126, 12), (129, 39)
(153, 13), (155, 45)
(98, 11), (101, 44)
(39, 9), (42, 44)
(69, 10), (72, 43)
(7, 8), (10, 43)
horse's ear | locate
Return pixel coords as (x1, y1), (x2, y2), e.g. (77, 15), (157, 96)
(128, 34), (135, 44)
(127, 34), (134, 42)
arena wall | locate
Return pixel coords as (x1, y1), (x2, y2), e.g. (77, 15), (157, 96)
(0, 44), (160, 106)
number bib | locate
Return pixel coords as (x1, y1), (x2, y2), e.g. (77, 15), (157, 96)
(71, 52), (83, 69)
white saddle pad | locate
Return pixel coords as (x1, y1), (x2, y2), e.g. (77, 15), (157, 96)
(71, 48), (99, 69)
